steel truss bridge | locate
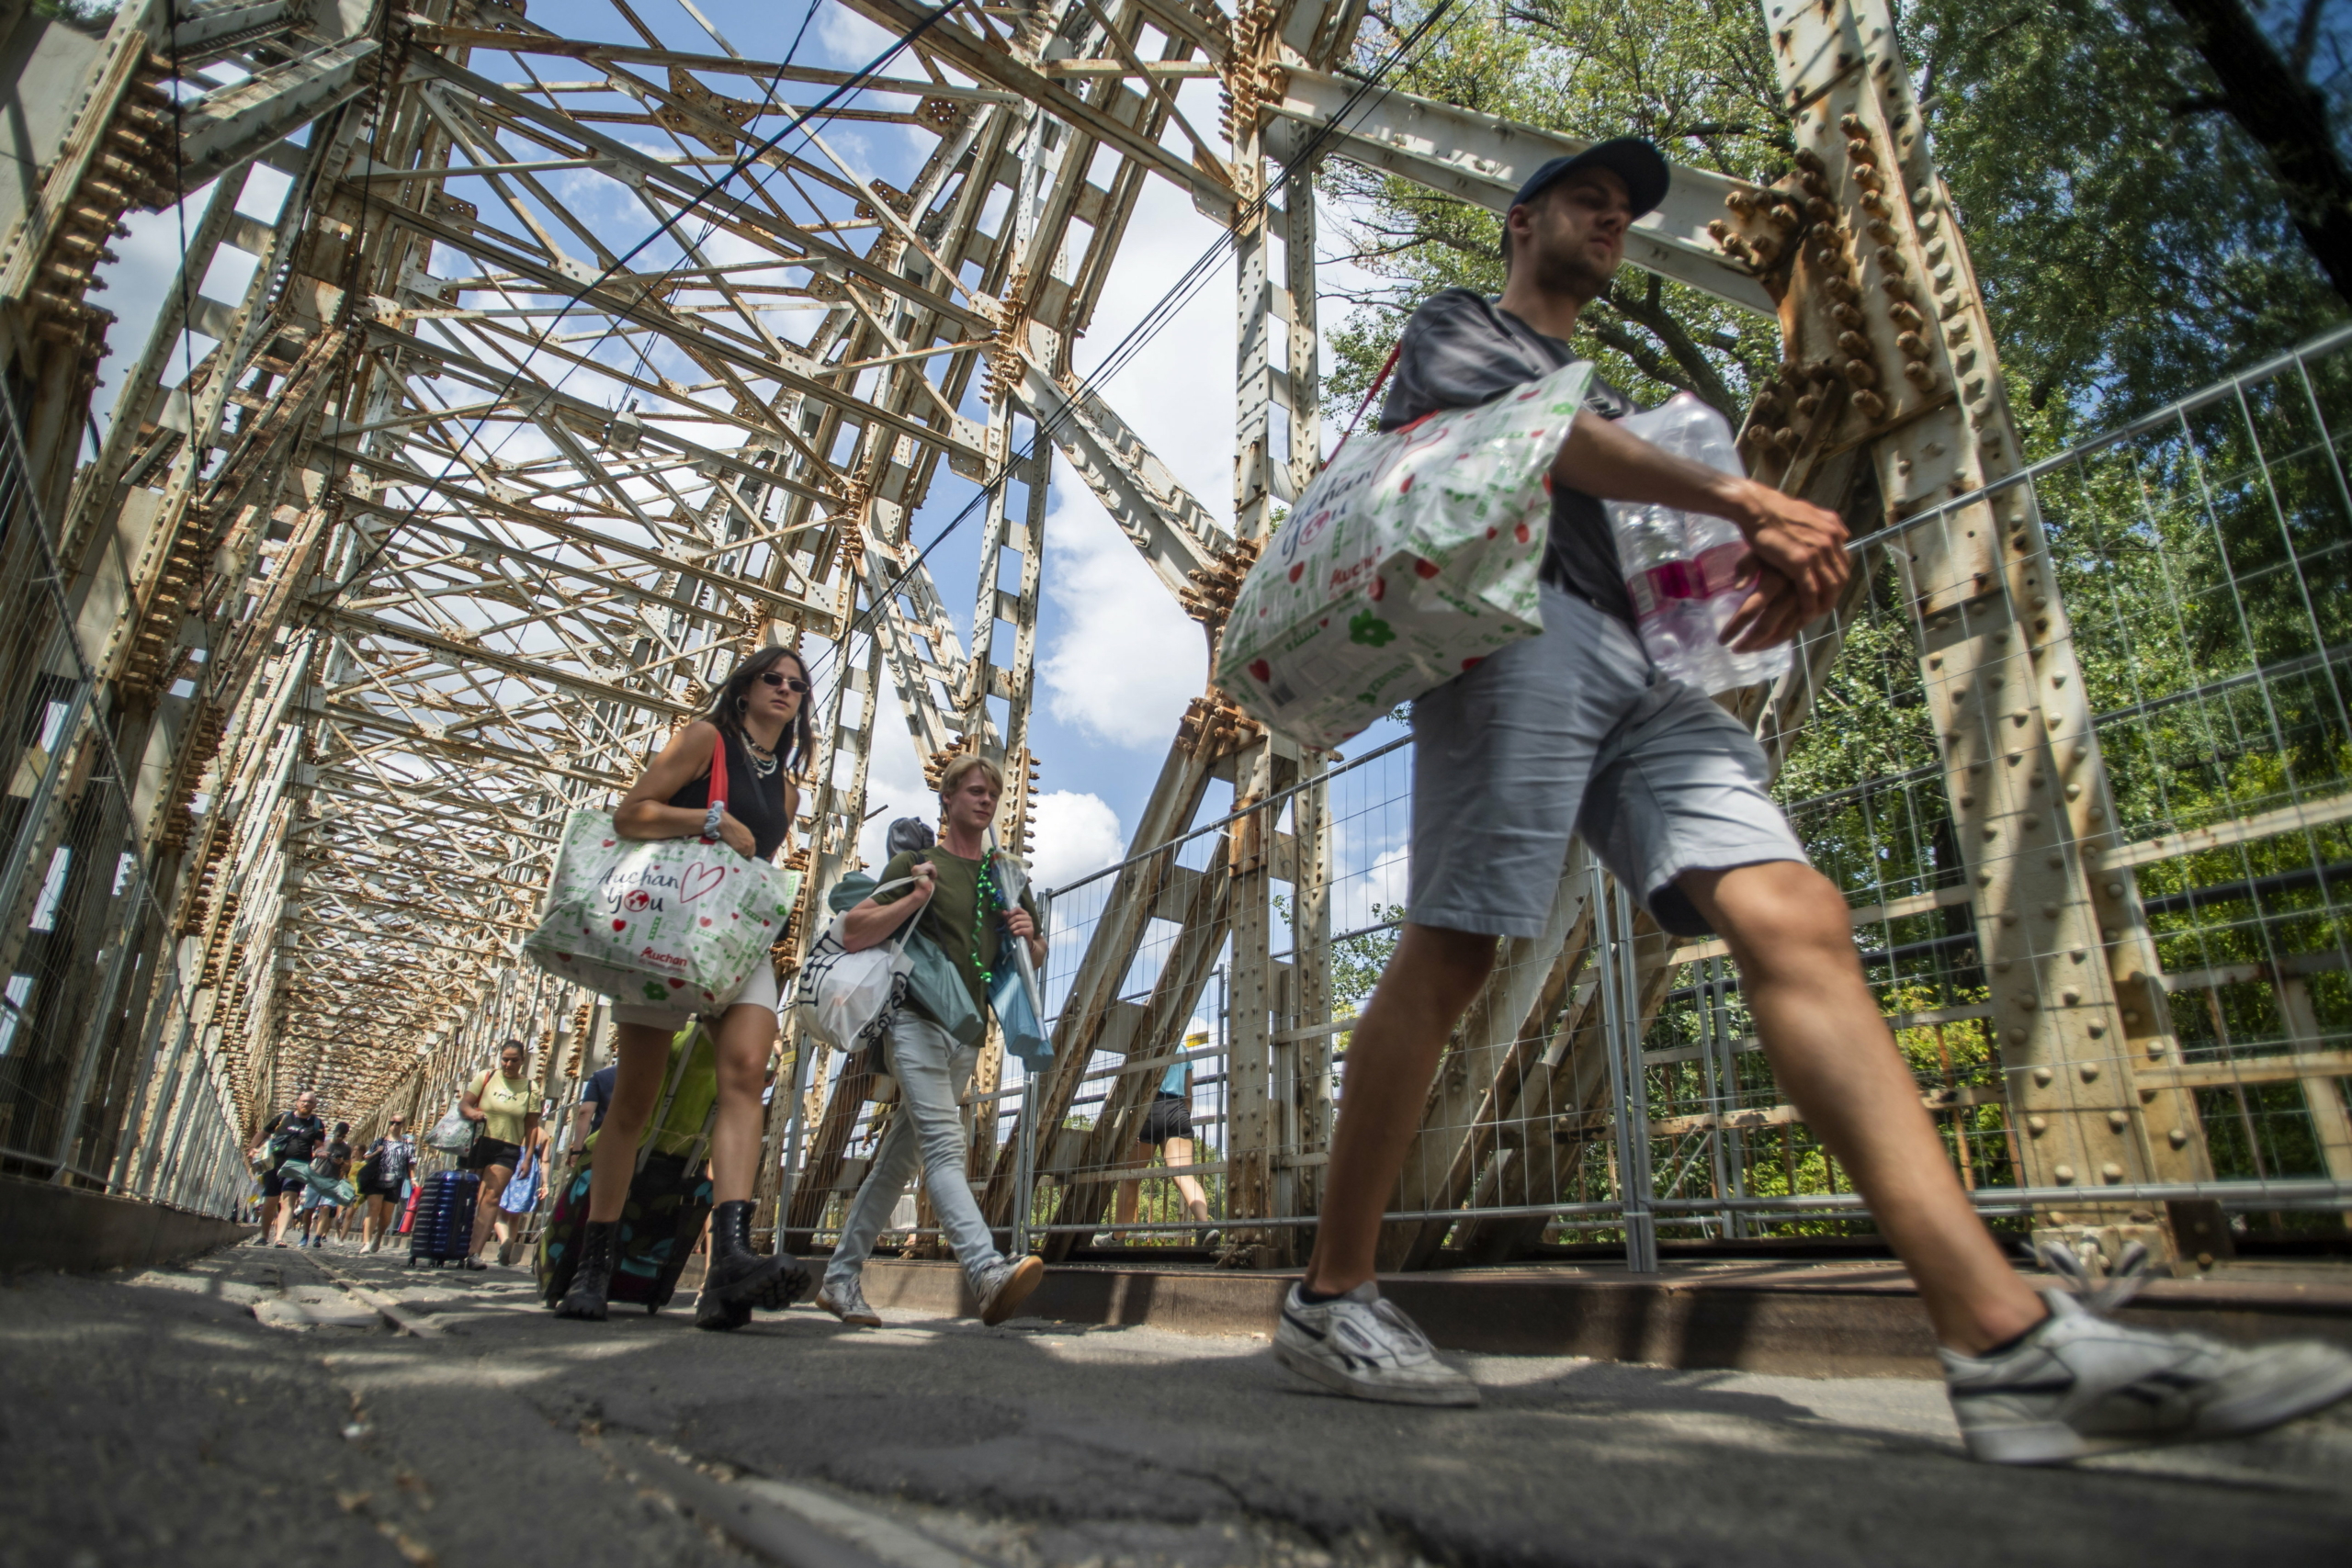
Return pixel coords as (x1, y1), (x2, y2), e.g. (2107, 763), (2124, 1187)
(4, 0), (2347, 1266)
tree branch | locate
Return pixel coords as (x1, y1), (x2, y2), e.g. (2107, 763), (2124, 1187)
(2165, 0), (2352, 303)
(1598, 276), (1745, 424)
(2290, 0), (2325, 77)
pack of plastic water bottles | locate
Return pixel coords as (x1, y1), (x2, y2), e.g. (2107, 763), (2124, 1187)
(1605, 393), (1791, 694)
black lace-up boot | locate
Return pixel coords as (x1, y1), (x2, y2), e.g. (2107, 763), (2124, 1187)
(555, 1220), (617, 1320)
(695, 1200), (808, 1331)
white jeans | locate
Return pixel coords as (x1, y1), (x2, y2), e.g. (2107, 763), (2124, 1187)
(826, 1011), (1003, 1290)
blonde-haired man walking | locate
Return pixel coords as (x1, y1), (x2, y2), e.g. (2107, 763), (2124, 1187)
(819, 754), (1048, 1328)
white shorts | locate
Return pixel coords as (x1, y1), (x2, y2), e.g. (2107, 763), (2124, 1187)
(1409, 584), (1809, 940)
(609, 960), (781, 1032)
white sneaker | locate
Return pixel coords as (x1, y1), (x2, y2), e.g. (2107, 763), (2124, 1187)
(974, 1256), (1045, 1325)
(1273, 1281), (1478, 1407)
(1943, 1288), (2352, 1464)
(815, 1275), (882, 1327)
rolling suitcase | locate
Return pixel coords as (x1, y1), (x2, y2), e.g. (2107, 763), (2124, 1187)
(408, 1169), (481, 1266)
(538, 1021), (718, 1314)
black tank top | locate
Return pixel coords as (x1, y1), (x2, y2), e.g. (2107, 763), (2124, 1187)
(666, 727), (792, 860)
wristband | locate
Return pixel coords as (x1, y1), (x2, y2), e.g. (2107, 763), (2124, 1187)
(701, 803), (724, 839)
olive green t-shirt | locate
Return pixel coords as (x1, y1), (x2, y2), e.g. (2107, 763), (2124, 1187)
(875, 847), (1041, 1017)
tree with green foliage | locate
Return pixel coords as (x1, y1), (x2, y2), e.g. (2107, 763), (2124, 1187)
(1326, 0), (2349, 442)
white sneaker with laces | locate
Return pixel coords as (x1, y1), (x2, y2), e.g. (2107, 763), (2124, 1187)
(1273, 1281), (1479, 1407)
(1943, 1288), (2352, 1464)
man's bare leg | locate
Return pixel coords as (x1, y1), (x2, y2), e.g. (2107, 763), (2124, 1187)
(1301, 924), (1498, 1295)
(1679, 862), (2045, 1353)
(1114, 1144), (1149, 1229)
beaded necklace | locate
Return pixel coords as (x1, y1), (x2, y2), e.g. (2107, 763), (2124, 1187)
(968, 854), (1002, 987)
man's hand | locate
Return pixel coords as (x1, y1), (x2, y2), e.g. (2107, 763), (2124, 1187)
(1002, 907), (1035, 942)
(908, 859), (938, 904)
(1720, 479), (1849, 630)
(1554, 413), (1850, 641)
(1721, 566), (1812, 652)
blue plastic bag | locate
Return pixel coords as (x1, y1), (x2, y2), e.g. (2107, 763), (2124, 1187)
(500, 1148), (541, 1214)
(990, 963), (1050, 1069)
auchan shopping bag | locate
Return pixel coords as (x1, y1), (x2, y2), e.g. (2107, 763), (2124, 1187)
(523, 734), (800, 1013)
(1216, 359), (1592, 750)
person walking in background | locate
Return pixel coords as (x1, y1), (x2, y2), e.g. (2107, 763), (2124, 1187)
(554, 644), (815, 1329)
(1112, 1037), (1214, 1240)
(816, 756), (1047, 1330)
(571, 1060), (617, 1146)
(251, 1089), (325, 1247)
(357, 1116), (416, 1252)
(459, 1040), (543, 1269)
(292, 1122), (355, 1247)
(1269, 139), (2352, 1464)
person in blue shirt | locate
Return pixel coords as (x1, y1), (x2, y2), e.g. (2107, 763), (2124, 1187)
(573, 1061), (618, 1143)
(1113, 1032), (1212, 1236)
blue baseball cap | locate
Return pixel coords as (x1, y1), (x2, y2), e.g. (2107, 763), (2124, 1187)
(1509, 138), (1671, 222)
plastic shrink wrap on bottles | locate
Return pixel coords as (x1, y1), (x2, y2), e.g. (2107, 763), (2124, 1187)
(1605, 393), (1792, 695)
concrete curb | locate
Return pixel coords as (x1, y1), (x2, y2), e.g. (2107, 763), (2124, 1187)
(860, 1258), (2352, 1378)
(0, 1175), (253, 1276)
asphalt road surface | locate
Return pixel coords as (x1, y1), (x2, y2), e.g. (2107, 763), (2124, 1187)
(5, 1241), (2348, 1568)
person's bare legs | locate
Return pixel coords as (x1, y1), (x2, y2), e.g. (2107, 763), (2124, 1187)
(1301, 924), (1498, 1295)
(1161, 1135), (1211, 1221)
(468, 1165), (513, 1258)
(1679, 862), (2046, 1353)
(585, 1022), (678, 1222)
(1114, 1143), (1150, 1229)
(707, 1002), (777, 1205)
(1112, 1137), (1209, 1229)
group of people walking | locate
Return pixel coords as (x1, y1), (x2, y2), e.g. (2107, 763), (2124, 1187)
(251, 1094), (416, 1251)
(246, 134), (2352, 1467)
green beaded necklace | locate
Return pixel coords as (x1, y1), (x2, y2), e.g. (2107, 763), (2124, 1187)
(969, 855), (1002, 986)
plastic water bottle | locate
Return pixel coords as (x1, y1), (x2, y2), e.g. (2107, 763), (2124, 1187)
(1603, 394), (1792, 694)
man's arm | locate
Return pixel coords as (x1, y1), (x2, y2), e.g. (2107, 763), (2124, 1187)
(1553, 412), (1849, 650)
(841, 857), (936, 953)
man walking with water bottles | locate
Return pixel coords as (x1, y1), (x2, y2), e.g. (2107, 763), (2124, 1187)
(1272, 137), (2352, 1463)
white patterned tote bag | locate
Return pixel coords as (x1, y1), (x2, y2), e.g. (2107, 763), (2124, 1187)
(524, 733), (801, 1012)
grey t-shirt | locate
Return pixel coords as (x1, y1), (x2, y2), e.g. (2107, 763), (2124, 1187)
(1378, 288), (1636, 626)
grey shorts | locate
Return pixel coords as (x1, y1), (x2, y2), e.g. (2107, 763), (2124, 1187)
(1408, 584), (1809, 940)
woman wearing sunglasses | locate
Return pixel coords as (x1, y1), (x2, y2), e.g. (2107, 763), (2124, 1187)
(554, 643), (816, 1328)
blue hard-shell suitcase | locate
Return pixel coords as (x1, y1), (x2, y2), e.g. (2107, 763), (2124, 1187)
(407, 1169), (481, 1266)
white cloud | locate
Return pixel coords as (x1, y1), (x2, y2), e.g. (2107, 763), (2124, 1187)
(1332, 843), (1412, 933)
(1038, 467), (1206, 747)
(1026, 790), (1124, 891)
(1069, 166), (1235, 526)
(817, 5), (896, 63)
(852, 678), (935, 871)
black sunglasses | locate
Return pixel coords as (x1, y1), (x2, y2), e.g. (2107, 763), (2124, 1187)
(757, 671), (811, 694)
